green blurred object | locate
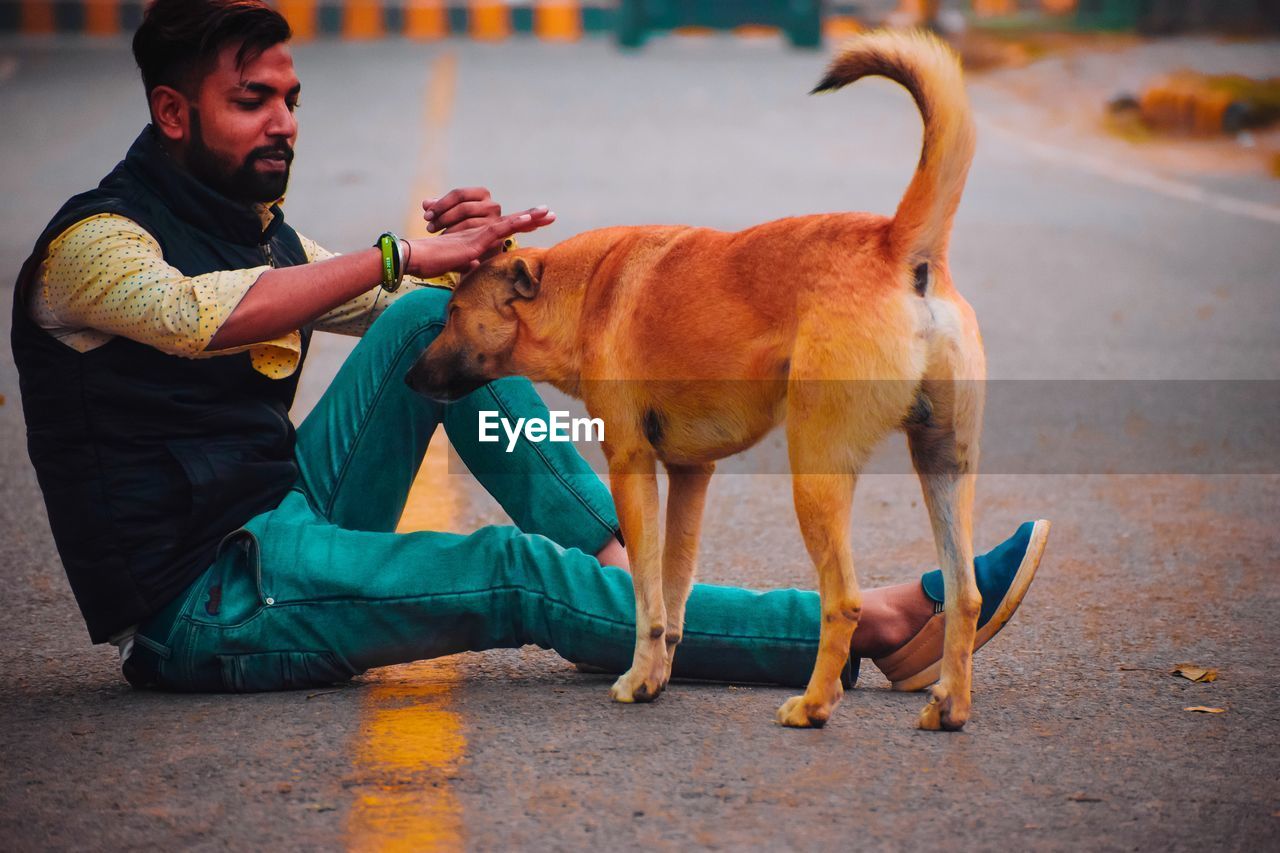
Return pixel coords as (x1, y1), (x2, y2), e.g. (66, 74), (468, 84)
(617, 0), (822, 49)
(1073, 0), (1278, 33)
(1074, 0), (1143, 31)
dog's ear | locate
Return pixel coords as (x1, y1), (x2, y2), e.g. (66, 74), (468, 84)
(512, 256), (541, 299)
(512, 256), (542, 300)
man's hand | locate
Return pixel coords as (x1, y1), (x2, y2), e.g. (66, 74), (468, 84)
(423, 187), (504, 234)
(407, 207), (555, 279)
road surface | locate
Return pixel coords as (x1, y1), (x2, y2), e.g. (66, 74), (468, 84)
(1, 33), (1277, 851)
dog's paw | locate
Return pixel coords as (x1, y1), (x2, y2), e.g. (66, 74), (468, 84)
(775, 694), (831, 729)
(917, 683), (969, 731)
(609, 668), (664, 704)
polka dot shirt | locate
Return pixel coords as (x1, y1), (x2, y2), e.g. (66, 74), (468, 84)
(31, 213), (471, 379)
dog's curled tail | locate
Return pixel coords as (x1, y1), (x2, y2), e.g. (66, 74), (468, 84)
(811, 30), (975, 269)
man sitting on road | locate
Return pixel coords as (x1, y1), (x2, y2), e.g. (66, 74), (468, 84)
(11, 0), (1049, 695)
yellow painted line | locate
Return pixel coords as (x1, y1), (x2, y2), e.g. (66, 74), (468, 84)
(405, 0), (448, 41)
(345, 0), (385, 40)
(469, 1), (511, 42)
(84, 0), (119, 36)
(278, 0), (318, 41)
(21, 0), (55, 35)
(535, 1), (582, 42)
(405, 52), (457, 240)
(347, 659), (466, 853)
(395, 429), (461, 534)
(347, 433), (467, 852)
(346, 53), (466, 852)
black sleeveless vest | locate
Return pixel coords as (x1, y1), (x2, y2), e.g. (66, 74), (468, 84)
(11, 127), (311, 643)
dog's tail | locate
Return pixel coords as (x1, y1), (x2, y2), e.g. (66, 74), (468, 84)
(811, 30), (975, 271)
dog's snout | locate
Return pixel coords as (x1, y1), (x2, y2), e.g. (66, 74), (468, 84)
(404, 356), (442, 399)
(404, 361), (428, 394)
(403, 350), (488, 403)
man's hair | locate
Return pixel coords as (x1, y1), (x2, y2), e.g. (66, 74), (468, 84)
(132, 0), (291, 100)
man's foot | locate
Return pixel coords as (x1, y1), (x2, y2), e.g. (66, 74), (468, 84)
(871, 519), (1051, 692)
(574, 522), (1049, 691)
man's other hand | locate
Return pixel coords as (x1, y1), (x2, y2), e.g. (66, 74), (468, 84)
(408, 207), (555, 279)
(423, 187), (504, 234)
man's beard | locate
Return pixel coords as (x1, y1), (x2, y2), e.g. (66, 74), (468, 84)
(185, 108), (293, 204)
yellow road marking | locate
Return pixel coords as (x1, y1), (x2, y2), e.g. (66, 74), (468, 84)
(347, 433), (467, 852)
(407, 52), (458, 241)
(348, 662), (466, 853)
(346, 53), (466, 852)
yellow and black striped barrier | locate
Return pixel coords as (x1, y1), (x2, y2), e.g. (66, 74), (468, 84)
(22, 2), (1272, 41)
(0, 1), (611, 39)
(0, 0), (872, 41)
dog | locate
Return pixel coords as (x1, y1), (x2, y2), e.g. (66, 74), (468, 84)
(406, 30), (982, 731)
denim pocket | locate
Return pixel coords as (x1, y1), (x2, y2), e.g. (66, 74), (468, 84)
(186, 529), (267, 628)
(217, 651), (353, 692)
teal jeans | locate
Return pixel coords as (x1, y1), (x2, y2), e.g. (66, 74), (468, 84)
(129, 287), (849, 692)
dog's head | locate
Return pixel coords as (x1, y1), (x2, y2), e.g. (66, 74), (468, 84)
(405, 249), (546, 402)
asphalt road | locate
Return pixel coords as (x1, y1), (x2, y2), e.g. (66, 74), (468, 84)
(1, 34), (1278, 851)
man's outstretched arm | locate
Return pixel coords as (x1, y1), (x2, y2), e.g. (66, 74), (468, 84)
(207, 206), (553, 351)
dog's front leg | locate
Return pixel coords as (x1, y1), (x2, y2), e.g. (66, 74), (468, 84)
(607, 446), (668, 703)
(660, 462), (715, 686)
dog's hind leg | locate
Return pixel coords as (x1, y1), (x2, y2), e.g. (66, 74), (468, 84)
(907, 376), (983, 731)
(606, 443), (669, 704)
(775, 373), (895, 728)
(660, 461), (715, 686)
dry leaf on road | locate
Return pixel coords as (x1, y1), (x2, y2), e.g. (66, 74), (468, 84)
(1184, 706), (1226, 714)
(1172, 663), (1218, 682)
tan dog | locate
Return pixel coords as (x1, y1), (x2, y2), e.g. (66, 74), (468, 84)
(407, 30), (982, 730)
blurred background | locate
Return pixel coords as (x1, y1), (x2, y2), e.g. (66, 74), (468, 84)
(4, 0), (1278, 191)
(3, 0), (1279, 39)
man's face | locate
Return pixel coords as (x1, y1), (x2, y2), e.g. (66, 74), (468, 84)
(182, 41), (300, 204)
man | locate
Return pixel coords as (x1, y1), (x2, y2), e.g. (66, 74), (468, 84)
(11, 0), (1048, 696)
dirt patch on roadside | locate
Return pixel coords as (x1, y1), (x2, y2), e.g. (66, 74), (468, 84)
(968, 35), (1280, 183)
(956, 29), (1139, 73)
